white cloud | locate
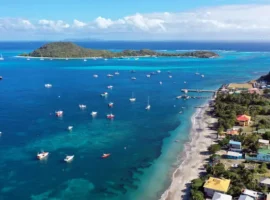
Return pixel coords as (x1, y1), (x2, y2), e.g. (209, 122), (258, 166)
(2, 4), (270, 40)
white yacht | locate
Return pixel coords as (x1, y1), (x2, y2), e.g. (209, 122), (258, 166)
(93, 74), (98, 78)
(129, 92), (136, 102)
(107, 74), (114, 78)
(91, 111), (97, 116)
(107, 85), (113, 89)
(68, 126), (73, 131)
(115, 71), (120, 75)
(83, 58), (87, 62)
(131, 77), (136, 80)
(146, 74), (151, 78)
(157, 70), (161, 73)
(100, 92), (108, 97)
(145, 96), (151, 110)
(79, 104), (87, 109)
(64, 155), (74, 162)
(37, 151), (49, 160)
(169, 75), (172, 78)
(159, 81), (163, 85)
(201, 74), (205, 78)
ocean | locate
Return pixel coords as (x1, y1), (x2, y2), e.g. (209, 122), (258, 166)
(0, 41), (269, 200)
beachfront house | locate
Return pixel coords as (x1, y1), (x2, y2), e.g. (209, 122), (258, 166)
(236, 115), (251, 126)
(258, 139), (270, 147)
(229, 140), (242, 152)
(203, 177), (231, 197)
(246, 146), (270, 162)
(226, 151), (243, 159)
(238, 195), (256, 200)
(212, 192), (232, 200)
(260, 178), (270, 188)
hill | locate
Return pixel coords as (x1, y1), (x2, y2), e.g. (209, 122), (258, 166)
(259, 72), (270, 83)
(19, 42), (219, 58)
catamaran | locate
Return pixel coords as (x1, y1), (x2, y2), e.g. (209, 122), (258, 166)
(37, 151), (49, 160)
(64, 155), (74, 162)
(129, 92), (136, 102)
(145, 96), (151, 110)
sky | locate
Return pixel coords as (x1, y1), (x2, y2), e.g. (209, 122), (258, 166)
(0, 0), (270, 41)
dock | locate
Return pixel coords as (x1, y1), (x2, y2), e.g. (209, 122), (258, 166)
(181, 89), (216, 93)
(176, 95), (211, 99)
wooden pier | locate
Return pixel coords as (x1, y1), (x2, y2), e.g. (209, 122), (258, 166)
(181, 89), (216, 93)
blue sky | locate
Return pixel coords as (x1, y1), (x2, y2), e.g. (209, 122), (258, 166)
(0, 0), (270, 40)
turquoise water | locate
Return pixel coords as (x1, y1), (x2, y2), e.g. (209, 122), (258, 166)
(0, 42), (270, 200)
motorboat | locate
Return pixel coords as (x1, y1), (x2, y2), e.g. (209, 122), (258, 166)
(146, 74), (151, 78)
(37, 151), (49, 160)
(129, 92), (136, 102)
(102, 153), (111, 158)
(79, 104), (87, 109)
(55, 110), (63, 117)
(91, 111), (97, 116)
(131, 77), (136, 80)
(64, 155), (74, 162)
(157, 70), (161, 73)
(108, 102), (114, 107)
(184, 81), (187, 84)
(67, 126), (73, 131)
(107, 113), (114, 119)
(201, 74), (205, 78)
(115, 71), (120, 75)
(104, 58), (108, 61)
(93, 74), (98, 78)
(45, 84), (52, 88)
(83, 58), (87, 62)
(145, 96), (151, 110)
(107, 85), (113, 89)
(107, 74), (114, 78)
(159, 81), (163, 85)
(100, 92), (108, 97)
(169, 75), (172, 78)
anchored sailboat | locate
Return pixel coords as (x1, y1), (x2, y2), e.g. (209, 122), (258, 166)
(129, 92), (136, 102)
(145, 96), (151, 110)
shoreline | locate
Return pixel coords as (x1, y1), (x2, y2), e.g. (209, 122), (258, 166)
(160, 102), (217, 200)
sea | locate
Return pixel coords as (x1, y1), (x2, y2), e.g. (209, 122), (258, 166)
(0, 41), (269, 200)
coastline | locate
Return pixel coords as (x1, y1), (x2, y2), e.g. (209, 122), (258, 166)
(160, 102), (217, 200)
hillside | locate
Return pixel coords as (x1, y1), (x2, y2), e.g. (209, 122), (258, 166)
(259, 72), (270, 83)
(19, 42), (219, 58)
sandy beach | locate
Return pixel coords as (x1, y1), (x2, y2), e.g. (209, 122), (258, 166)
(160, 103), (217, 200)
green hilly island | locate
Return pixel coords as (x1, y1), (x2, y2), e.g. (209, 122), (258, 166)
(20, 42), (219, 58)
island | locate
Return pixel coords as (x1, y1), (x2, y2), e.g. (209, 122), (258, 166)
(19, 42), (219, 59)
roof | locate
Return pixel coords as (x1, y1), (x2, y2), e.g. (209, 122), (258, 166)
(237, 115), (251, 122)
(227, 151), (242, 157)
(229, 140), (241, 145)
(212, 192), (232, 200)
(260, 178), (270, 185)
(267, 193), (270, 200)
(226, 129), (239, 135)
(258, 147), (270, 155)
(242, 189), (259, 198)
(228, 83), (253, 90)
(238, 195), (255, 200)
(203, 177), (231, 192)
(259, 139), (269, 145)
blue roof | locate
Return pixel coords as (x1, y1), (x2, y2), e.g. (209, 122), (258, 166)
(229, 140), (241, 145)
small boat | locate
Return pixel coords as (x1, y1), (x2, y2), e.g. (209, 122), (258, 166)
(107, 85), (113, 89)
(91, 111), (97, 116)
(93, 74), (98, 78)
(37, 151), (49, 160)
(104, 58), (108, 61)
(67, 126), (73, 131)
(159, 81), (163, 85)
(64, 155), (74, 162)
(0, 131), (2, 136)
(145, 96), (151, 110)
(157, 70), (161, 73)
(79, 104), (87, 109)
(102, 153), (111, 158)
(100, 92), (108, 97)
(0, 54), (4, 61)
(195, 72), (200, 75)
(184, 81), (187, 84)
(108, 102), (114, 107)
(115, 71), (120, 75)
(40, 57), (44, 61)
(107, 74), (114, 77)
(0, 76), (3, 80)
(131, 77), (136, 80)
(65, 57), (69, 60)
(27, 56), (30, 61)
(169, 75), (172, 78)
(107, 113), (114, 119)
(83, 58), (87, 62)
(129, 92), (136, 102)
(201, 74), (205, 78)
(44, 83), (52, 88)
(55, 110), (63, 117)
(146, 74), (151, 78)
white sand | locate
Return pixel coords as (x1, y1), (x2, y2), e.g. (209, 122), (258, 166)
(160, 104), (217, 200)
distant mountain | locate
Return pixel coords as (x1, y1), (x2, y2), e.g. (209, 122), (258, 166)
(19, 42), (219, 58)
(63, 38), (103, 42)
(258, 72), (270, 83)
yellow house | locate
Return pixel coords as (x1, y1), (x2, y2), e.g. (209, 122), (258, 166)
(204, 177), (231, 197)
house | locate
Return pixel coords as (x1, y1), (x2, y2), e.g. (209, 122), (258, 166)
(237, 115), (251, 126)
(248, 88), (261, 95)
(229, 140), (242, 152)
(212, 192), (232, 200)
(242, 189), (259, 199)
(203, 177), (231, 197)
(238, 195), (255, 200)
(226, 129), (239, 135)
(260, 178), (270, 188)
(246, 147), (270, 162)
(226, 151), (242, 159)
(258, 139), (269, 147)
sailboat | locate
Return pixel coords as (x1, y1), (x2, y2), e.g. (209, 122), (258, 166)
(145, 96), (151, 110)
(129, 92), (136, 102)
(0, 54), (4, 61)
(195, 68), (200, 75)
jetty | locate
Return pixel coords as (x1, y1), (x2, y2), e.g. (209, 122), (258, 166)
(181, 89), (216, 93)
(176, 95), (212, 99)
